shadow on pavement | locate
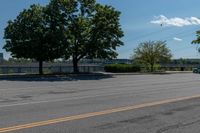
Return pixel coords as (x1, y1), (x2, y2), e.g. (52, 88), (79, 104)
(0, 73), (114, 82)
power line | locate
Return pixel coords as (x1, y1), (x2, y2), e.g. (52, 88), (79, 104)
(119, 25), (200, 56)
(125, 26), (174, 43)
(161, 26), (198, 42)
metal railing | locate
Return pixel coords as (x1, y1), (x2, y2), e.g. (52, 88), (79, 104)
(0, 65), (104, 74)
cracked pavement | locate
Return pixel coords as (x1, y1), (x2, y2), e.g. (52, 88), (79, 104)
(0, 73), (200, 133)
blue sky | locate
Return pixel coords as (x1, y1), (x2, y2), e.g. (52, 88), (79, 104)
(1, 0), (200, 59)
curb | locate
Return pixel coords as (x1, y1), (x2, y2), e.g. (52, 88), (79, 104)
(0, 71), (193, 80)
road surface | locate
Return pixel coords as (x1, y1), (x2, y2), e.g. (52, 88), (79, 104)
(0, 73), (200, 133)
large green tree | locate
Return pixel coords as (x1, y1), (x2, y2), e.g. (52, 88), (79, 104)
(3, 4), (66, 74)
(4, 0), (124, 74)
(50, 0), (124, 73)
(132, 41), (172, 72)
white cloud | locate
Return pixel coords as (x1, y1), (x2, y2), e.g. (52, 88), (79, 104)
(151, 15), (200, 27)
(173, 37), (183, 42)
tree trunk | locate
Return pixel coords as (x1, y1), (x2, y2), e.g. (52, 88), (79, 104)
(39, 60), (43, 75)
(73, 58), (79, 73)
(150, 63), (154, 72)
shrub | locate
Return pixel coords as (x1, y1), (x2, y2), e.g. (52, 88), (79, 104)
(104, 64), (141, 73)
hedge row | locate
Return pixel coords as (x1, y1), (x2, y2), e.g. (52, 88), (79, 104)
(104, 64), (141, 73)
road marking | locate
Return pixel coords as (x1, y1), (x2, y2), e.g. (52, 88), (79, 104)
(0, 91), (132, 108)
(1, 94), (200, 133)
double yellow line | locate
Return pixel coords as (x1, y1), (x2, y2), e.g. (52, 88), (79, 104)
(1, 94), (200, 133)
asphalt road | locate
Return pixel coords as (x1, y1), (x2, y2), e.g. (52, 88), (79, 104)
(0, 73), (200, 133)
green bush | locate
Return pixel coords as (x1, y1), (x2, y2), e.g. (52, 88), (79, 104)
(104, 64), (141, 73)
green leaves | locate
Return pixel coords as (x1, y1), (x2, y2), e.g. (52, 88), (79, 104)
(4, 4), (45, 59)
(3, 0), (124, 73)
(88, 4), (124, 59)
(132, 41), (172, 72)
(192, 30), (200, 44)
(4, 4), (67, 61)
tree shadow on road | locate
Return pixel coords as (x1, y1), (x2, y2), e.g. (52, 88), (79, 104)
(0, 73), (114, 82)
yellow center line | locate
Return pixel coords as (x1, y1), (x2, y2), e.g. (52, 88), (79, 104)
(1, 94), (200, 133)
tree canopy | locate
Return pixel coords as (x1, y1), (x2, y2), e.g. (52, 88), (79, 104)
(132, 41), (172, 72)
(51, 0), (124, 72)
(3, 0), (124, 74)
(3, 4), (67, 74)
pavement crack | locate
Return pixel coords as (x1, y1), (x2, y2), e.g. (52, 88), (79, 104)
(119, 115), (155, 124)
(157, 119), (200, 133)
(0, 98), (18, 103)
(48, 91), (77, 94)
(160, 104), (200, 116)
(94, 123), (120, 130)
(156, 123), (182, 133)
(94, 115), (156, 130)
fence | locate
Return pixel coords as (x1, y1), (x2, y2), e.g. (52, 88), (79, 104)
(0, 64), (195, 74)
(0, 65), (104, 74)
